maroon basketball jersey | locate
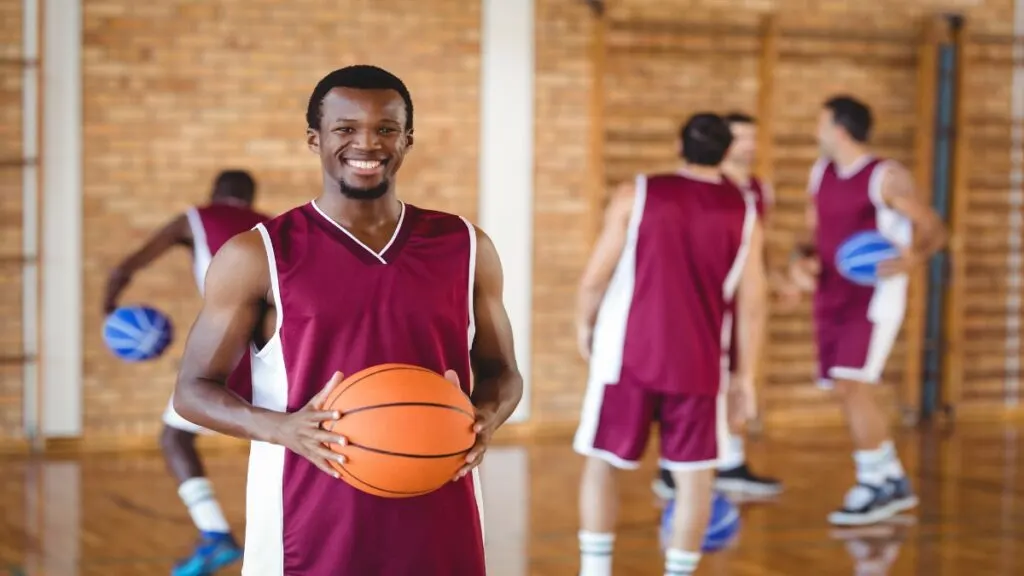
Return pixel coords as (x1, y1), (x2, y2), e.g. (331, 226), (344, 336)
(185, 203), (269, 293)
(589, 171), (756, 397)
(809, 156), (911, 315)
(243, 201), (484, 576)
(728, 175), (771, 218)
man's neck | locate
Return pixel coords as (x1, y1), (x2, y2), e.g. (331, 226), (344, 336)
(721, 162), (751, 186)
(316, 186), (402, 229)
(680, 164), (722, 183)
(833, 144), (872, 172)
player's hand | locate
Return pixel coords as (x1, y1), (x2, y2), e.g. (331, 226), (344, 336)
(103, 268), (131, 313)
(442, 370), (500, 482)
(269, 371), (349, 478)
(728, 373), (757, 428)
(576, 324), (593, 361)
(787, 256), (819, 293)
(877, 248), (919, 277)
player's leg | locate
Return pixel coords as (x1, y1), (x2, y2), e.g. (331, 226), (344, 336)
(826, 315), (917, 526)
(714, 318), (782, 496)
(161, 396), (242, 576)
(574, 379), (656, 576)
(657, 392), (724, 576)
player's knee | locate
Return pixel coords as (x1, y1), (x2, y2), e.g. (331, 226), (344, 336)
(832, 378), (869, 402)
(581, 455), (617, 482)
(160, 424), (196, 454)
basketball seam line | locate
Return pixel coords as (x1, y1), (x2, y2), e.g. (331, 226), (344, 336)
(335, 463), (448, 497)
(346, 441), (474, 459)
(340, 401), (475, 419)
(329, 365), (446, 405)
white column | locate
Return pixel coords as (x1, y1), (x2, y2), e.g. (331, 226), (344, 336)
(478, 0), (535, 423)
(40, 0), (83, 437)
(24, 462), (81, 576)
(1008, 0), (1024, 405)
(481, 447), (529, 576)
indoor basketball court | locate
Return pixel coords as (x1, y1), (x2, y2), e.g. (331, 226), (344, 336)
(2, 0), (1024, 575)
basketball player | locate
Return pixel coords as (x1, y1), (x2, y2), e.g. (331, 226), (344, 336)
(574, 113), (767, 576)
(171, 65), (522, 575)
(651, 112), (782, 501)
(103, 170), (268, 575)
(787, 95), (946, 525)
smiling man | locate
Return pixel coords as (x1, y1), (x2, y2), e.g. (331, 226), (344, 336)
(172, 65), (523, 575)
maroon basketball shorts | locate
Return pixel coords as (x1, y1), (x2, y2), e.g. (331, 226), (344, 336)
(573, 379), (727, 471)
(814, 308), (902, 389)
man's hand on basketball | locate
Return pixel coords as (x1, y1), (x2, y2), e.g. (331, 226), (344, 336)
(269, 371), (349, 479)
(877, 248), (919, 277)
(443, 370), (499, 482)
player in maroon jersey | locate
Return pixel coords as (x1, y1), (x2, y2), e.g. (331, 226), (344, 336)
(786, 96), (946, 526)
(650, 112), (783, 501)
(171, 65), (522, 576)
(574, 113), (768, 576)
(103, 170), (269, 575)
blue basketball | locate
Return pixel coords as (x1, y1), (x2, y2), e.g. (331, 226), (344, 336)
(835, 230), (901, 286)
(660, 492), (741, 552)
(102, 305), (173, 362)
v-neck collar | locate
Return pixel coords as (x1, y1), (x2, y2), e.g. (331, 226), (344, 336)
(308, 200), (413, 265)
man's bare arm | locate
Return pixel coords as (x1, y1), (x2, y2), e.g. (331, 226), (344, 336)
(881, 162), (947, 261)
(173, 230), (276, 440)
(736, 220), (768, 385)
(468, 226), (524, 427)
(104, 213), (192, 312)
(575, 182), (634, 355)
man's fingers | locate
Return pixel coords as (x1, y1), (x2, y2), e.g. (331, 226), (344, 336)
(311, 429), (348, 446)
(443, 369), (460, 388)
(311, 371), (345, 408)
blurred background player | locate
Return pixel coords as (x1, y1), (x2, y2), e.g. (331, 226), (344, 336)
(103, 169), (269, 575)
(574, 113), (767, 576)
(786, 96), (946, 526)
(651, 112), (783, 501)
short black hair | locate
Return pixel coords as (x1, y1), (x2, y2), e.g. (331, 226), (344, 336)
(723, 112), (755, 126)
(823, 95), (872, 143)
(213, 170), (256, 202)
(679, 113), (733, 166)
(306, 65), (414, 132)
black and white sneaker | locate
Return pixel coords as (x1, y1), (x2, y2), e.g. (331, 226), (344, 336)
(828, 483), (898, 526)
(886, 476), (919, 513)
(651, 468), (675, 500)
(714, 464), (783, 496)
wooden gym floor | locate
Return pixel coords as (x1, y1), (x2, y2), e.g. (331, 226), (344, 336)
(0, 423), (1021, 575)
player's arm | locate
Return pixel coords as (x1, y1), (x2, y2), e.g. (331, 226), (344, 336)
(575, 182), (635, 359)
(103, 213), (192, 312)
(783, 171), (821, 297)
(454, 226), (525, 479)
(879, 162), (948, 273)
(735, 220), (768, 419)
(173, 232), (345, 478)
(468, 226), (524, 428)
(173, 231), (276, 438)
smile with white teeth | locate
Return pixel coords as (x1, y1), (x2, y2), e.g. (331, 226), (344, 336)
(345, 159), (383, 169)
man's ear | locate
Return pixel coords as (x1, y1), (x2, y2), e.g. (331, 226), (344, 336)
(307, 128), (320, 154)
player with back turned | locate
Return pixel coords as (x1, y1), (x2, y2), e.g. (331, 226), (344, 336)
(574, 113), (768, 576)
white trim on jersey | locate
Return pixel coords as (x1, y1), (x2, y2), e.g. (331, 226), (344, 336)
(722, 195), (757, 301)
(457, 215), (486, 546)
(309, 199), (406, 264)
(185, 206), (213, 295)
(243, 222), (288, 575)
(807, 158), (830, 196)
(828, 316), (903, 384)
(573, 173), (648, 468)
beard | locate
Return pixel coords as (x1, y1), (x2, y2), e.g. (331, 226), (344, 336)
(339, 178), (390, 200)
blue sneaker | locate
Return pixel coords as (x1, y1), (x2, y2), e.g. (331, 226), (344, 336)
(171, 531), (243, 576)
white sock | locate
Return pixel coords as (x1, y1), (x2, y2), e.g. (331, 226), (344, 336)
(665, 548), (700, 575)
(178, 477), (231, 534)
(579, 531), (614, 576)
(853, 445), (889, 486)
(717, 434), (745, 471)
(878, 440), (905, 479)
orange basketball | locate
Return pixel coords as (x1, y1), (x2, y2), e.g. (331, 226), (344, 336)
(321, 363), (476, 498)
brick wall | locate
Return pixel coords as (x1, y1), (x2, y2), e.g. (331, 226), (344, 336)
(0, 0), (24, 440)
(81, 0), (481, 438)
(0, 0), (1019, 442)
